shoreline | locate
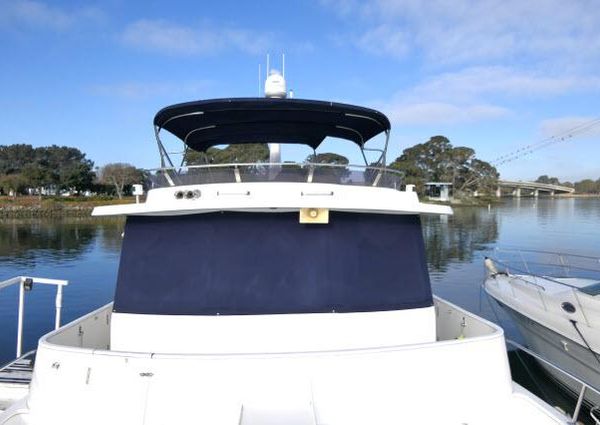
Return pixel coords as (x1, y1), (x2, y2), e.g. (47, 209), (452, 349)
(1, 193), (597, 218)
(555, 193), (600, 198)
(0, 196), (135, 218)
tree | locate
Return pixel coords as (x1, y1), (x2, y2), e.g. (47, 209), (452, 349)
(0, 174), (26, 196)
(305, 152), (351, 182)
(306, 153), (349, 165)
(536, 175), (561, 185)
(574, 179), (600, 194)
(0, 144), (95, 194)
(185, 144), (269, 165)
(462, 159), (499, 192)
(0, 144), (36, 175)
(98, 163), (144, 199)
(21, 164), (50, 196)
(44, 145), (95, 191)
(389, 136), (498, 194)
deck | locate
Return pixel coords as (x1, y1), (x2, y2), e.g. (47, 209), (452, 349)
(0, 351), (34, 410)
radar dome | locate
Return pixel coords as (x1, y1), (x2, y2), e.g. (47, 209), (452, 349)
(264, 70), (287, 98)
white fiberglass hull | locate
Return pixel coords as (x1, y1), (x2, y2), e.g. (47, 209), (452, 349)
(484, 270), (600, 409)
(0, 297), (568, 425)
(498, 299), (600, 407)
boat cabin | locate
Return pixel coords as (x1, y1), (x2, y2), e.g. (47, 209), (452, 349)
(92, 98), (451, 354)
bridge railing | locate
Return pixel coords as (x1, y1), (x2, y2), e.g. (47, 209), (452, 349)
(497, 180), (575, 193)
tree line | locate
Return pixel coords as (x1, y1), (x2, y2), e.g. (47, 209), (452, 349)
(536, 175), (600, 194)
(4, 138), (593, 199)
(0, 144), (144, 199)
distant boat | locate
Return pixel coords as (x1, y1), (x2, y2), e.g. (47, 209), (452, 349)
(484, 248), (600, 410)
(0, 72), (573, 423)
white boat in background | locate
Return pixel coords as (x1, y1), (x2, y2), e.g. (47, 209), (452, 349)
(484, 248), (600, 410)
(0, 72), (576, 424)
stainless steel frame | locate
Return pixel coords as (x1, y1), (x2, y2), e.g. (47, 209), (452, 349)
(507, 339), (600, 424)
(154, 116), (392, 170)
(144, 162), (404, 190)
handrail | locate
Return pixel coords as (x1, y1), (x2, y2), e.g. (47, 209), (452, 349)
(146, 161), (403, 175)
(145, 161), (405, 190)
(0, 276), (69, 358)
(488, 247), (600, 292)
(507, 339), (600, 424)
(495, 247), (600, 262)
(487, 258), (593, 291)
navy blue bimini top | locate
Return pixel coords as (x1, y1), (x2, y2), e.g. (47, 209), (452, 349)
(154, 98), (390, 152)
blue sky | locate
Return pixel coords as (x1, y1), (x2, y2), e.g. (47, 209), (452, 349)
(1, 0), (599, 181)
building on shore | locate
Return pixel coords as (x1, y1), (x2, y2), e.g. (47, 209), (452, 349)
(425, 182), (453, 202)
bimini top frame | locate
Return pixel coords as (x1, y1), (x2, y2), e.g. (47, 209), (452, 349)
(153, 98), (391, 168)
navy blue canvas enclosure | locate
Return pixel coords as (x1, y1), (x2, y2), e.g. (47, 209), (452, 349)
(113, 212), (432, 315)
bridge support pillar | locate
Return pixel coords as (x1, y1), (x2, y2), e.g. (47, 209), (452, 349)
(512, 188), (521, 198)
(550, 190), (555, 197)
(533, 189), (539, 198)
(496, 187), (501, 198)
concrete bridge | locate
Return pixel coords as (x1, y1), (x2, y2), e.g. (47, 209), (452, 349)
(496, 180), (575, 197)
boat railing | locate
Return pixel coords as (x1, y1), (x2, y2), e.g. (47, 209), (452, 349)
(0, 276), (69, 358)
(145, 162), (405, 190)
(488, 247), (600, 291)
(507, 339), (600, 424)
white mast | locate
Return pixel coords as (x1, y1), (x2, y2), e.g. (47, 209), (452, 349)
(264, 53), (287, 165)
(258, 63), (262, 96)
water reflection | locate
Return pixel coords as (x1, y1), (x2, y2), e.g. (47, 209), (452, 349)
(0, 218), (124, 266)
(0, 216), (125, 364)
(422, 207), (499, 272)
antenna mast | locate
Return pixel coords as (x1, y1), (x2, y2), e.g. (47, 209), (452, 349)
(258, 63), (261, 96)
(266, 53), (270, 79)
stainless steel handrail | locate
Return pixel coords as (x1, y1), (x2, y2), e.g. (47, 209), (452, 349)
(507, 339), (600, 424)
(496, 247), (600, 262)
(147, 161), (403, 174)
(145, 161), (405, 190)
(488, 247), (600, 292)
(0, 276), (69, 358)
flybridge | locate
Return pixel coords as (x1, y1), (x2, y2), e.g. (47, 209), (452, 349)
(153, 97), (392, 168)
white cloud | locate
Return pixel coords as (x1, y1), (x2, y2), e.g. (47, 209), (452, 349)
(0, 0), (103, 31)
(382, 101), (509, 125)
(362, 65), (600, 126)
(89, 80), (214, 100)
(407, 67), (600, 102)
(121, 19), (272, 56)
(322, 0), (600, 68)
(539, 116), (600, 139)
(357, 24), (409, 59)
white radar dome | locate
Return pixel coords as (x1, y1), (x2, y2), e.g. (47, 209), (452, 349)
(264, 70), (287, 98)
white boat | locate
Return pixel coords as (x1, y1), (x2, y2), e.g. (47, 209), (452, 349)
(484, 248), (600, 410)
(0, 80), (574, 423)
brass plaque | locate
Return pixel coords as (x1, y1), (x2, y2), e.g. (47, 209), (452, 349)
(299, 208), (329, 224)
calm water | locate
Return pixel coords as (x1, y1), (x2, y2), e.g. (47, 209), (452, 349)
(0, 198), (599, 415)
